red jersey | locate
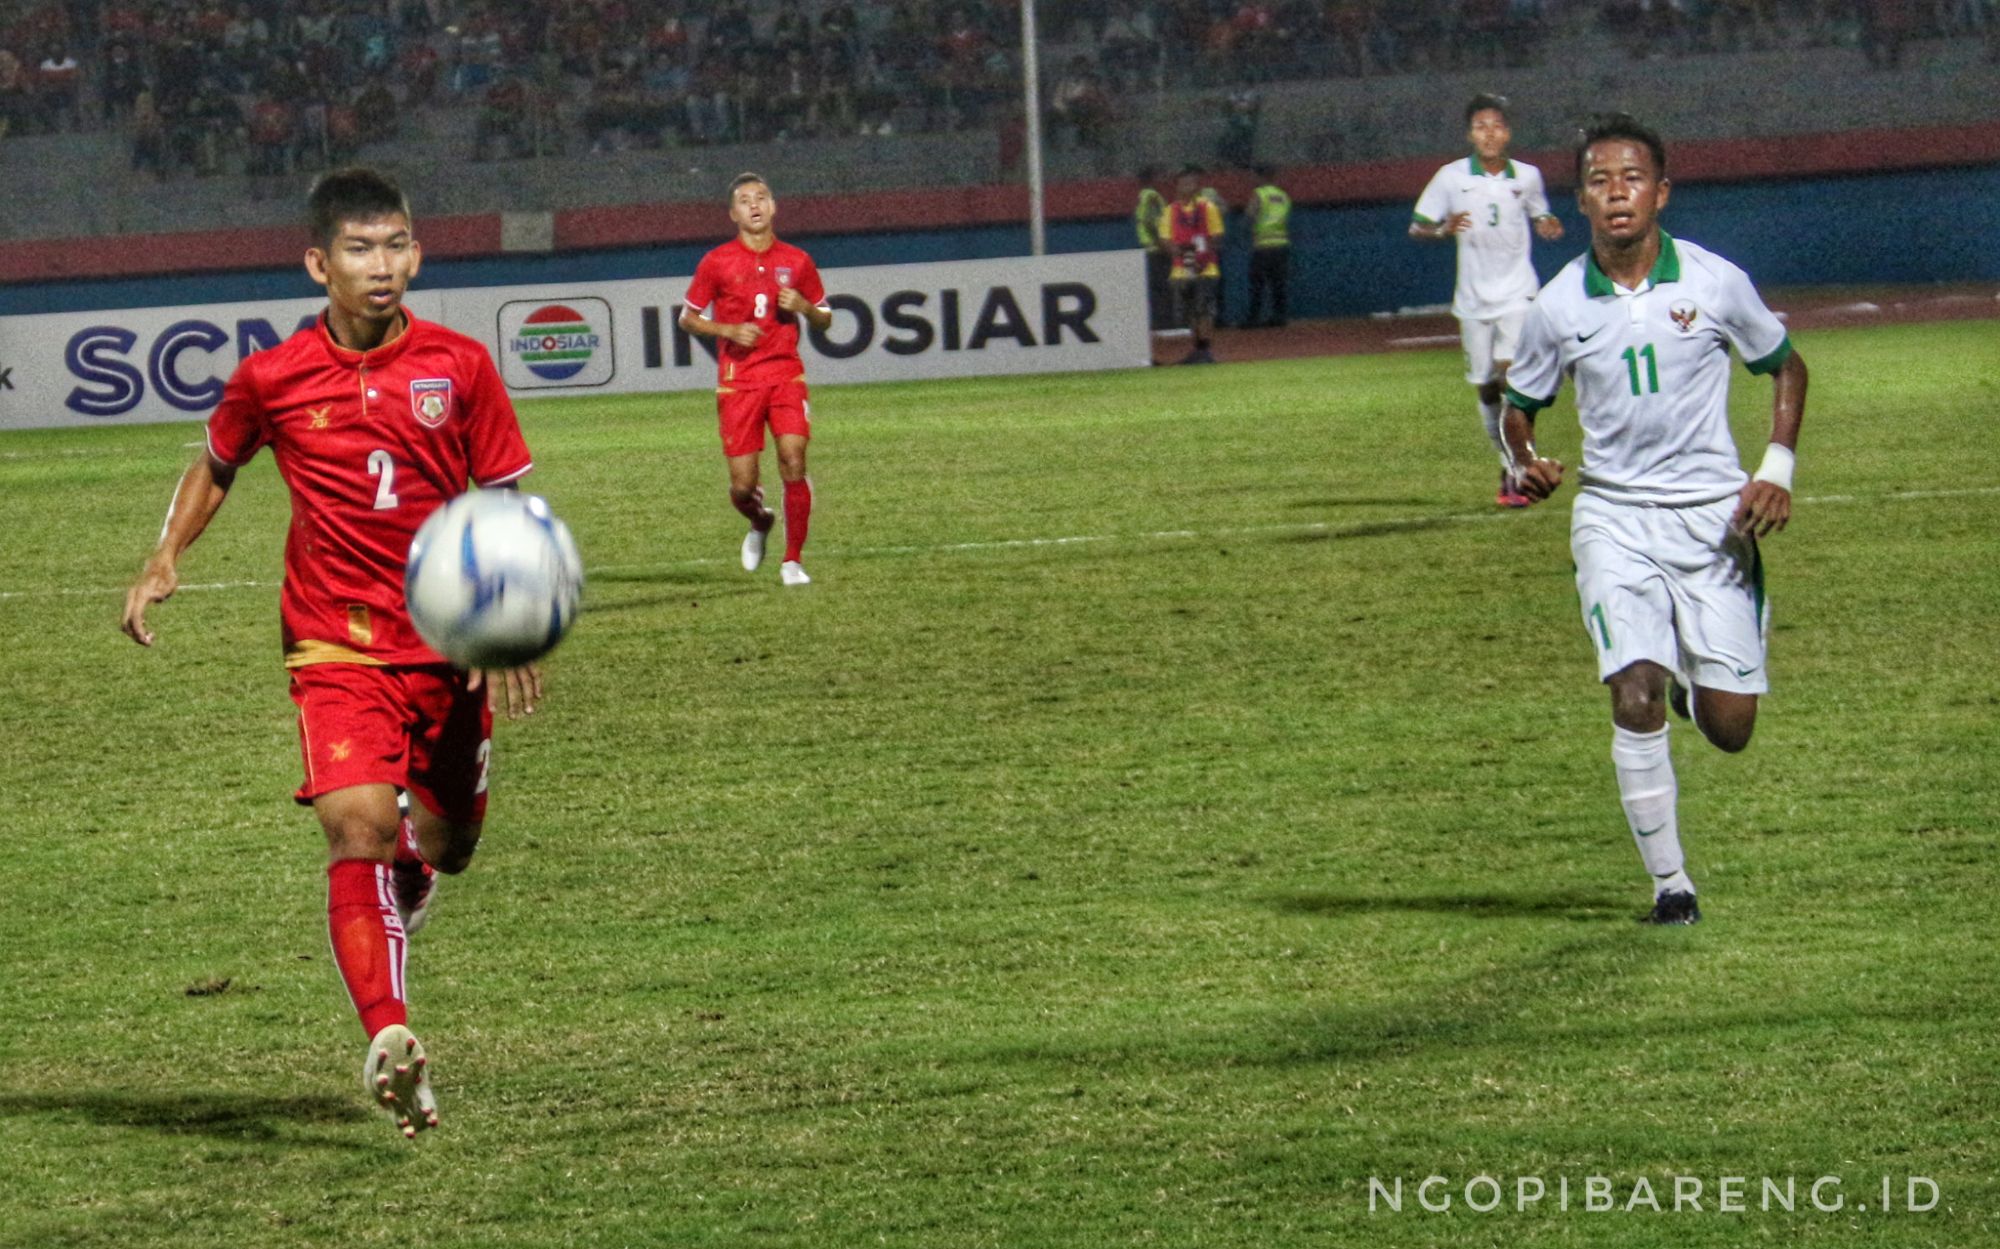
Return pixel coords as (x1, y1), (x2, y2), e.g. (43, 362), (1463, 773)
(206, 312), (534, 668)
(682, 237), (828, 387)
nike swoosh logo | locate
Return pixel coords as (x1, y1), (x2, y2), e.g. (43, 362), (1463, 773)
(1733, 665), (1759, 678)
(1635, 825), (1666, 838)
(1577, 327), (1604, 342)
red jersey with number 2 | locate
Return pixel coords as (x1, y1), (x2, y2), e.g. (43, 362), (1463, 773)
(682, 237), (829, 387)
(206, 312), (534, 667)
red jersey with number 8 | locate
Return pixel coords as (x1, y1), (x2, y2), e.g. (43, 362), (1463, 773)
(682, 237), (828, 387)
(205, 312), (534, 667)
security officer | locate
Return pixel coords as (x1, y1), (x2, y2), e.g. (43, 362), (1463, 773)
(1134, 166), (1171, 330)
(1244, 164), (1292, 328)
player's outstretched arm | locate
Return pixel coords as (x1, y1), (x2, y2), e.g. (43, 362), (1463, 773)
(468, 663), (543, 720)
(1501, 404), (1564, 502)
(122, 453), (237, 646)
(1733, 349), (1808, 538)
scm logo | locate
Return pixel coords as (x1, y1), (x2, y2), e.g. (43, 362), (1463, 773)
(65, 315), (316, 416)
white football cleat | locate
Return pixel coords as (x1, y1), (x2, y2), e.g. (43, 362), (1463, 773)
(741, 510), (775, 570)
(364, 1024), (438, 1138)
(391, 855), (436, 935)
(780, 561), (811, 587)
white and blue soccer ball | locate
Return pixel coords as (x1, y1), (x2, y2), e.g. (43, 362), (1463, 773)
(405, 489), (583, 669)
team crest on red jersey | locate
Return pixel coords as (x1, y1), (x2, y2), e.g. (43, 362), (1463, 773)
(775, 266), (794, 288)
(1669, 301), (1699, 333)
(410, 378), (453, 427)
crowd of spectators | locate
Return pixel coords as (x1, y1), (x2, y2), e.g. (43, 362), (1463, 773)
(0, 0), (1991, 179)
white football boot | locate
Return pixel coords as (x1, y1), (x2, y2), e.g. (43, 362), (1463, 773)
(741, 499), (776, 571)
(780, 561), (811, 587)
(364, 1024), (439, 1138)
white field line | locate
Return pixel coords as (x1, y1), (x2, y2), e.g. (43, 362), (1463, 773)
(0, 440), (205, 462)
(0, 448), (109, 461)
(6, 484), (1997, 603)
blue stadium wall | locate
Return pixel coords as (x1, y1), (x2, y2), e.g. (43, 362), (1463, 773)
(3, 165), (1992, 320)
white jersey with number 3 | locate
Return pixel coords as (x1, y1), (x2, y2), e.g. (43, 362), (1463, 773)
(1506, 233), (1791, 507)
(1412, 157), (1552, 320)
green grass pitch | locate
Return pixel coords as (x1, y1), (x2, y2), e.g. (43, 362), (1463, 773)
(0, 321), (1994, 1247)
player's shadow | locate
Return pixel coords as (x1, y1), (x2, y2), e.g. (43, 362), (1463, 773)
(588, 567), (711, 588)
(1269, 889), (1629, 923)
(0, 1090), (371, 1148)
(1252, 931), (1665, 1067)
(963, 929), (1662, 1074)
(1285, 496), (1437, 510)
(1277, 517), (1457, 543)
(585, 567), (765, 616)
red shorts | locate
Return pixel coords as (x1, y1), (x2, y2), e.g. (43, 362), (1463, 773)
(717, 379), (810, 457)
(289, 663), (492, 823)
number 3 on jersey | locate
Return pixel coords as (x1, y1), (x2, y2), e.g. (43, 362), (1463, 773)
(368, 449), (400, 510)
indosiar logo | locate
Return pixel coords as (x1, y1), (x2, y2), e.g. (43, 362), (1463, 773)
(499, 298), (615, 388)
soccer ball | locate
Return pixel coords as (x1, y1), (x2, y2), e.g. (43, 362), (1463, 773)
(405, 489), (583, 669)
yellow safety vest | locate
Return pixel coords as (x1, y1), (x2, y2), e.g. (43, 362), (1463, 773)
(1135, 188), (1166, 249)
(1251, 185), (1291, 249)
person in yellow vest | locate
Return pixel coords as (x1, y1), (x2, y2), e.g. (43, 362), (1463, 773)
(1244, 164), (1292, 328)
(1160, 165), (1224, 364)
(1134, 166), (1171, 331)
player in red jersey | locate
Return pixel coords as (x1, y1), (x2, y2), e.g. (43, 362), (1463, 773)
(680, 172), (833, 586)
(120, 168), (540, 1139)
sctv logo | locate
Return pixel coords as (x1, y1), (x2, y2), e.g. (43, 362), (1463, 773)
(65, 314), (317, 416)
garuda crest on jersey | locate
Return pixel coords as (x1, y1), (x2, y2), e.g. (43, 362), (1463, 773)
(1668, 301), (1699, 333)
(410, 378), (453, 428)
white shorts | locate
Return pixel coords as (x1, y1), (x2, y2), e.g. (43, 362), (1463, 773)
(1459, 310), (1525, 385)
(1570, 492), (1769, 694)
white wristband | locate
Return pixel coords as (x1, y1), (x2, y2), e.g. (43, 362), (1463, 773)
(1752, 444), (1795, 492)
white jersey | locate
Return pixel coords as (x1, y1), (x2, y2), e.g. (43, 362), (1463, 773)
(1412, 156), (1552, 320)
(1506, 233), (1791, 507)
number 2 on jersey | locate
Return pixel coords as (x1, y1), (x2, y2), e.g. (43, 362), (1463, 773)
(368, 449), (400, 510)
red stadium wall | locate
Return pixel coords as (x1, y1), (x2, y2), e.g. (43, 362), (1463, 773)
(3, 123), (1993, 286)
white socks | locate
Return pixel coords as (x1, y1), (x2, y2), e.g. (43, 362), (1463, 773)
(1612, 725), (1693, 896)
(1478, 396), (1505, 460)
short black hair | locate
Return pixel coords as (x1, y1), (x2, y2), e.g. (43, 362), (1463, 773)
(729, 171), (768, 198)
(307, 167), (410, 247)
(1465, 93), (1509, 125)
(1575, 112), (1668, 181)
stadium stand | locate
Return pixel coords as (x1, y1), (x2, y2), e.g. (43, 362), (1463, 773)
(0, 0), (1994, 242)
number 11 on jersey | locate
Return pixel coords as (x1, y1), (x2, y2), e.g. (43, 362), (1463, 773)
(1621, 344), (1660, 396)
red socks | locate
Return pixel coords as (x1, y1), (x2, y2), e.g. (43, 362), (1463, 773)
(327, 859), (407, 1039)
(783, 478), (812, 563)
